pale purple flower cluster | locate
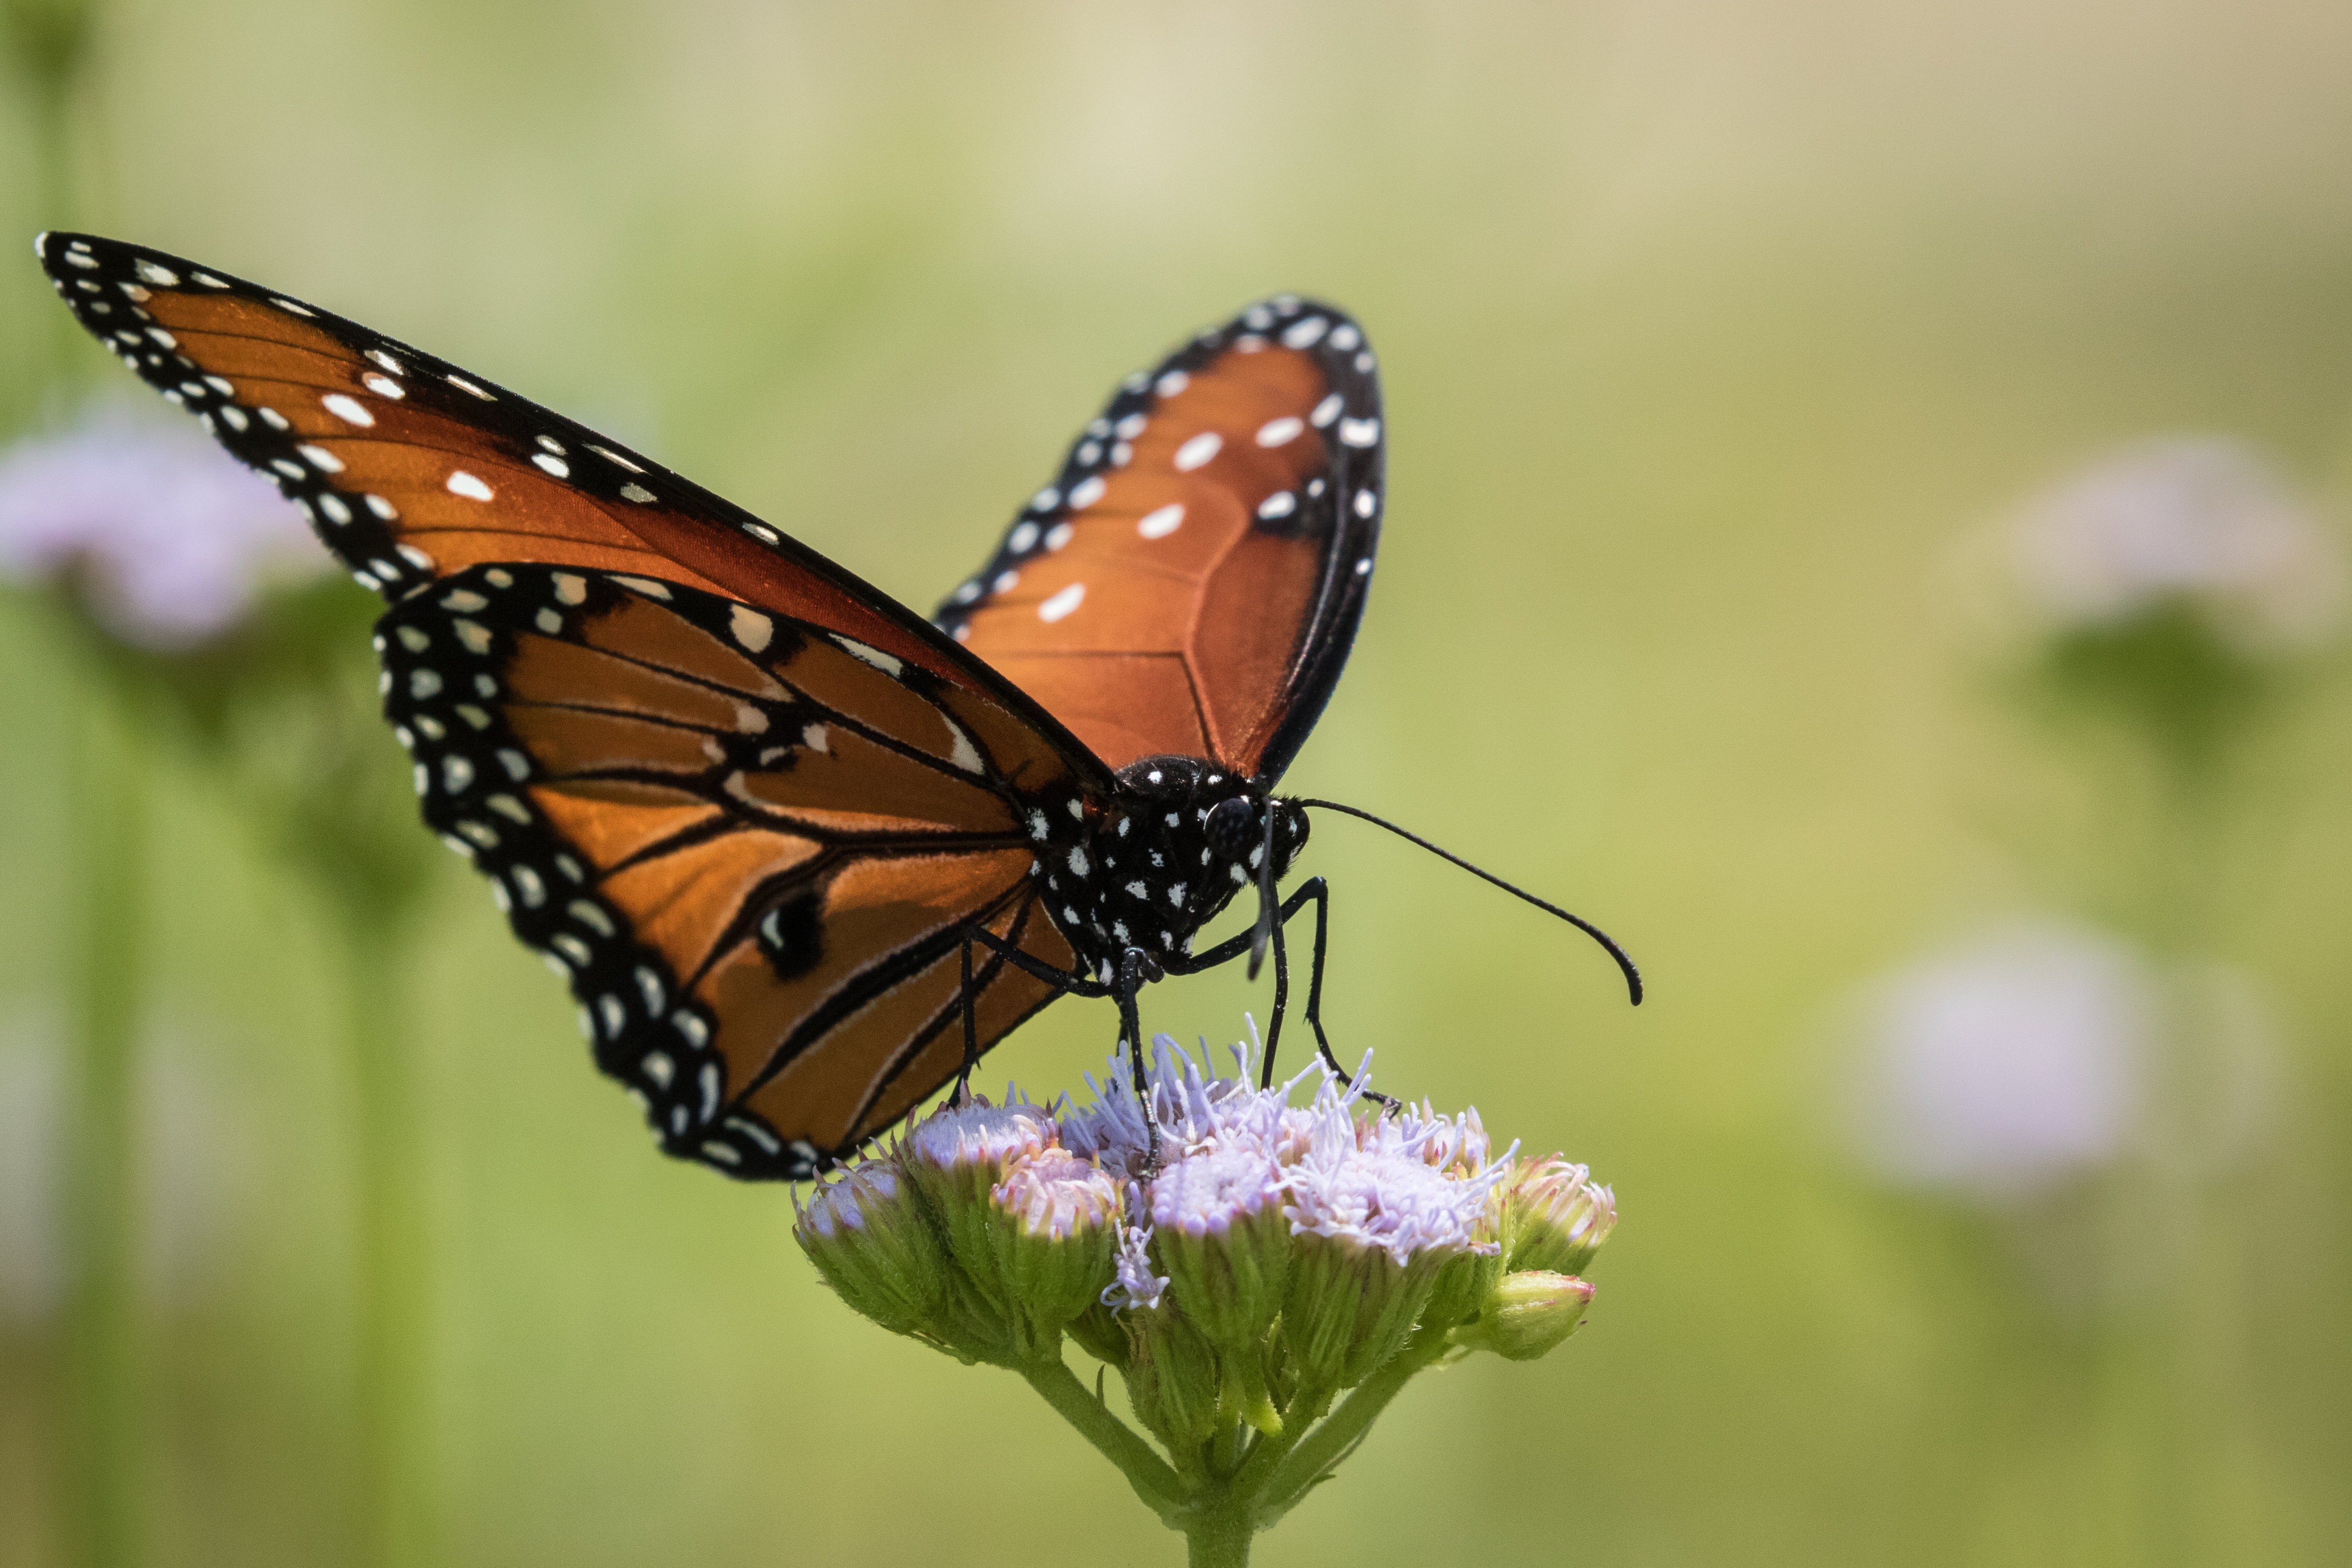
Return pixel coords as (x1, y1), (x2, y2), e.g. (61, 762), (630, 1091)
(1074, 1032), (1513, 1303)
(0, 405), (322, 648)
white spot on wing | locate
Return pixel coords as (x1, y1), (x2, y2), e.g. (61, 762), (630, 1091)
(1255, 416), (1303, 447)
(730, 605), (773, 652)
(447, 470), (493, 501)
(836, 638), (904, 677)
(942, 716), (984, 774)
(1038, 583), (1085, 623)
(322, 393), (375, 426)
(1137, 504), (1184, 539)
(1174, 432), (1222, 471)
(1339, 418), (1380, 448)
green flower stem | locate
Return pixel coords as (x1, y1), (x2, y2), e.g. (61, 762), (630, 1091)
(338, 920), (433, 1568)
(1256, 1333), (1447, 1525)
(1020, 1355), (1187, 1518)
(1179, 1490), (1254, 1568)
(63, 668), (145, 1568)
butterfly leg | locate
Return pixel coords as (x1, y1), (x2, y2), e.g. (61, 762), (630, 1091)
(1116, 947), (1169, 1170)
(948, 934), (981, 1108)
(968, 926), (1113, 998)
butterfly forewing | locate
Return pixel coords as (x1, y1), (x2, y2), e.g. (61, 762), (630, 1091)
(34, 231), (1114, 785)
(936, 297), (1384, 783)
(378, 563), (1081, 1176)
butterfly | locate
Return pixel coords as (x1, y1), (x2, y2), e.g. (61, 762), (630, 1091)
(37, 230), (1636, 1181)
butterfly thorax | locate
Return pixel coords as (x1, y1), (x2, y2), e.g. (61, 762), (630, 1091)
(1039, 757), (1308, 983)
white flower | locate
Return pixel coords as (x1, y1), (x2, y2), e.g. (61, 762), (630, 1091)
(1846, 922), (2152, 1200)
(992, 1147), (1122, 1240)
(904, 1091), (1057, 1173)
(2006, 437), (2344, 648)
(0, 404), (324, 649)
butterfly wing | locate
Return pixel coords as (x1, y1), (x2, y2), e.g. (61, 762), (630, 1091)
(934, 296), (1384, 785)
(34, 231), (1113, 785)
(40, 230), (1128, 1179)
(380, 563), (1086, 1178)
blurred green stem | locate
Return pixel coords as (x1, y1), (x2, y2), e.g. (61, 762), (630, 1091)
(63, 662), (144, 1568)
(338, 916), (434, 1568)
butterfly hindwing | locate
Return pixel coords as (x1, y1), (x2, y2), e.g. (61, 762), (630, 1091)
(377, 563), (1082, 1177)
(935, 296), (1384, 783)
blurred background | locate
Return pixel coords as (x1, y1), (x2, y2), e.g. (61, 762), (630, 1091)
(4, 1), (2351, 1564)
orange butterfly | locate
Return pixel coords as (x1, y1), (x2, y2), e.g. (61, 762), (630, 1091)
(39, 232), (1633, 1179)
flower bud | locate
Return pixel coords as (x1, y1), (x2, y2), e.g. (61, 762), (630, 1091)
(900, 1096), (1059, 1308)
(1504, 1156), (1616, 1277)
(1119, 1303), (1224, 1455)
(1452, 1270), (1595, 1362)
(986, 1147), (1123, 1360)
(1281, 1232), (1449, 1394)
(1149, 1143), (1291, 1432)
(792, 1159), (951, 1339)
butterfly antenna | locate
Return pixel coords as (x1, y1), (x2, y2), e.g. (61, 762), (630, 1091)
(1294, 798), (1643, 1005)
(1246, 807), (1280, 979)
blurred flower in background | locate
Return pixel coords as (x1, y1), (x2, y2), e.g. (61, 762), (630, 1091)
(1846, 921), (2152, 1204)
(0, 403), (324, 649)
(2006, 437), (2343, 652)
(0, 1010), (245, 1326)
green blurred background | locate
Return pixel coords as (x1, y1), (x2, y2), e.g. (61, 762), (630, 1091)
(5, 1), (2352, 1563)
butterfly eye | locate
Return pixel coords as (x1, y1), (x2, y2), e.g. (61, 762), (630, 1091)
(1204, 797), (1256, 858)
